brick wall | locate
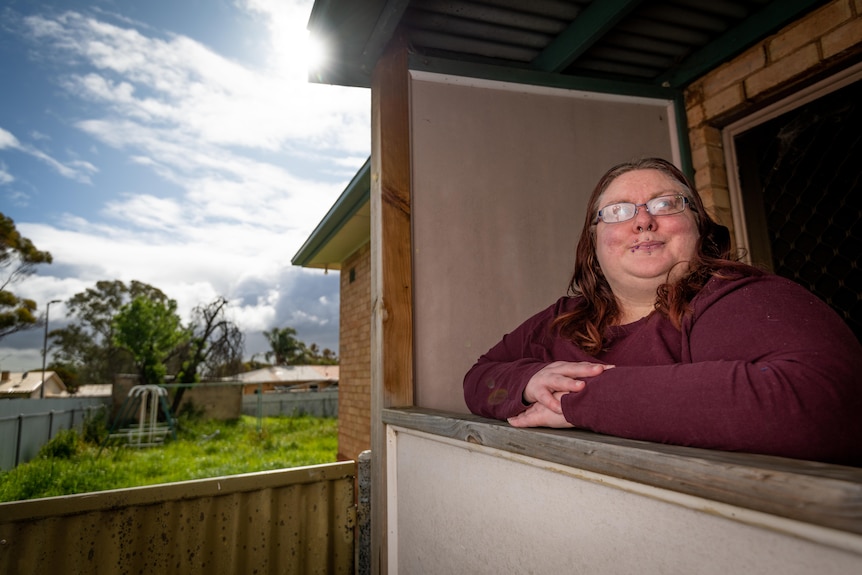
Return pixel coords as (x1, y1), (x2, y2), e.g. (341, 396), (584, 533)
(337, 241), (372, 461)
(684, 0), (862, 235)
(111, 375), (242, 421)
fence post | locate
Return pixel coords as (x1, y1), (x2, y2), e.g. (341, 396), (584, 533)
(256, 383), (262, 433)
(357, 450), (372, 575)
(15, 415), (23, 468)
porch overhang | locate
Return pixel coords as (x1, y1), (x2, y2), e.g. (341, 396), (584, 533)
(307, 0), (829, 94)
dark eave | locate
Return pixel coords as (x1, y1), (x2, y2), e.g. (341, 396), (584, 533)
(308, 0), (829, 93)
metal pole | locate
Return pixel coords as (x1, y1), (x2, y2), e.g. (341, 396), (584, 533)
(257, 382), (262, 433)
(40, 299), (61, 399)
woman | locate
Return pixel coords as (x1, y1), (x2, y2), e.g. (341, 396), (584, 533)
(463, 158), (862, 465)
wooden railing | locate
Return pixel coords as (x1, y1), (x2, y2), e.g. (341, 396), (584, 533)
(0, 461), (356, 575)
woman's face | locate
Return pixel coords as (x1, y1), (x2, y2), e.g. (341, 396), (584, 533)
(594, 169), (699, 298)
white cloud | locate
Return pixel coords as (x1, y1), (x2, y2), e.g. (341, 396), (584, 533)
(0, 127), (21, 149)
(25, 9), (369, 155)
(0, 125), (98, 183)
(0, 162), (13, 185)
(0, 2), (365, 371)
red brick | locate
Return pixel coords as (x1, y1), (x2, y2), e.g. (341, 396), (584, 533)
(337, 241), (372, 462)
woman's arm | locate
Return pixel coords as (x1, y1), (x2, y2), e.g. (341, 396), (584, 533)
(561, 275), (862, 464)
(463, 298), (607, 419)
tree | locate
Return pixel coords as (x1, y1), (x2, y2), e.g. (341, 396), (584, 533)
(318, 347), (338, 365)
(171, 296), (244, 412)
(263, 326), (306, 365)
(304, 342), (339, 365)
(51, 280), (168, 385)
(262, 327), (338, 366)
(48, 362), (80, 394)
(112, 296), (188, 387)
(0, 213), (52, 339)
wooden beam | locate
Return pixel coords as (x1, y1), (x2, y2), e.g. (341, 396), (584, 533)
(360, 0), (412, 77)
(410, 53), (678, 99)
(531, 0), (646, 73)
(370, 31), (414, 575)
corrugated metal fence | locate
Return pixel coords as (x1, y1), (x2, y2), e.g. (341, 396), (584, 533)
(0, 461), (357, 575)
(242, 389), (338, 419)
(0, 397), (109, 471)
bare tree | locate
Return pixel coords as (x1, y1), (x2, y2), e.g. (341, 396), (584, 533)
(172, 297), (244, 413)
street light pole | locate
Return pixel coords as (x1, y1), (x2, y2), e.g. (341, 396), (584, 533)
(40, 299), (61, 399)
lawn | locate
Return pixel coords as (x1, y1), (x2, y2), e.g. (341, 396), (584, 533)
(0, 414), (338, 503)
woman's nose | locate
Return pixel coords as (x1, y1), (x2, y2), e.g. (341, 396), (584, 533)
(632, 206), (655, 232)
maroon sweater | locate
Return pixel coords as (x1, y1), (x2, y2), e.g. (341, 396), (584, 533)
(463, 274), (862, 465)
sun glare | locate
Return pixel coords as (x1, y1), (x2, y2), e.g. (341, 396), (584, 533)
(303, 32), (326, 74)
(268, 26), (327, 82)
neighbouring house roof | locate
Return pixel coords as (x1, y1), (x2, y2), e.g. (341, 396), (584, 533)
(231, 365), (340, 385)
(58, 384), (113, 398)
(308, 0), (828, 93)
(0, 371), (67, 398)
(292, 157), (370, 270)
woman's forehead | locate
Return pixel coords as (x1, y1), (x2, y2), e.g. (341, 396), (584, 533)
(599, 169), (684, 203)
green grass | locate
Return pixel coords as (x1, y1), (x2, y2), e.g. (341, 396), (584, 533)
(0, 415), (338, 503)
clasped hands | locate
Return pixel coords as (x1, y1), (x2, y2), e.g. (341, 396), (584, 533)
(507, 361), (612, 429)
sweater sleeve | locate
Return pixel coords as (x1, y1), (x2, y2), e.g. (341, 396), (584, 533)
(463, 298), (594, 420)
(561, 275), (862, 465)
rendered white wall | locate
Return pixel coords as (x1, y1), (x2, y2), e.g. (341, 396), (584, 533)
(388, 427), (862, 574)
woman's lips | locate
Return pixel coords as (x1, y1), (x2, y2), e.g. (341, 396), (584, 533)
(630, 241), (663, 252)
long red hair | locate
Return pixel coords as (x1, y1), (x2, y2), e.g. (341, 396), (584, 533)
(553, 158), (759, 354)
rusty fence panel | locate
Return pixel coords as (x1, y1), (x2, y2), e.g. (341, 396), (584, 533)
(0, 461), (356, 575)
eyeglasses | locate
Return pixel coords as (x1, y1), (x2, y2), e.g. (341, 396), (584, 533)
(594, 194), (689, 224)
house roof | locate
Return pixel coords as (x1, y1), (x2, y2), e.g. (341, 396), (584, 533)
(232, 365), (340, 384)
(292, 157), (370, 269)
(59, 384), (113, 398)
(307, 0), (828, 93)
(0, 371), (66, 397)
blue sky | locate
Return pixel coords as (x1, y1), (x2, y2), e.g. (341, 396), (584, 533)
(0, 0), (370, 371)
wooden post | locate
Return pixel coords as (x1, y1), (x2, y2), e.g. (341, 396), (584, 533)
(370, 32), (414, 574)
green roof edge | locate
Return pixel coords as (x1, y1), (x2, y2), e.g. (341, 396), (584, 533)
(291, 157), (371, 267)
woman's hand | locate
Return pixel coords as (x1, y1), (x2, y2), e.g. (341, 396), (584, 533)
(522, 361), (610, 414)
(508, 392), (574, 428)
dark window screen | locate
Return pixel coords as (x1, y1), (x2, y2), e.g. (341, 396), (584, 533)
(734, 79), (861, 341)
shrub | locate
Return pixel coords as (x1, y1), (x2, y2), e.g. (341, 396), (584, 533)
(83, 407), (109, 445)
(38, 429), (81, 459)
